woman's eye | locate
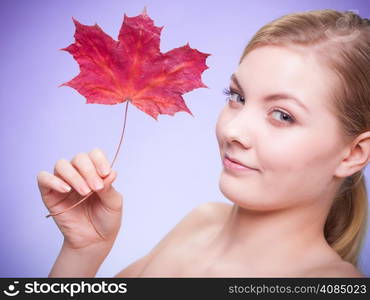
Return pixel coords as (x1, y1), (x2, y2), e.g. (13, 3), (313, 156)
(222, 87), (296, 125)
(271, 109), (295, 124)
(223, 88), (245, 104)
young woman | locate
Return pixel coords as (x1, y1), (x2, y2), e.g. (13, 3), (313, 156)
(37, 9), (370, 277)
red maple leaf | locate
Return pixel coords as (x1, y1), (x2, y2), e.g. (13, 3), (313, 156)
(46, 9), (210, 219)
(60, 8), (210, 120)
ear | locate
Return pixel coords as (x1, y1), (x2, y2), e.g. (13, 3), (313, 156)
(334, 131), (370, 178)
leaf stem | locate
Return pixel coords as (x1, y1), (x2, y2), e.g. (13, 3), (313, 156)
(110, 100), (129, 169)
(45, 101), (130, 218)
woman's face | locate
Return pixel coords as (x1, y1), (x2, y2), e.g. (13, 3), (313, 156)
(216, 45), (347, 211)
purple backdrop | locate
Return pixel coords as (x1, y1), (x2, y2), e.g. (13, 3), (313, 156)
(0, 0), (369, 277)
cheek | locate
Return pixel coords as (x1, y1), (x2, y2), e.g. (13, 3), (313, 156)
(259, 128), (339, 173)
(255, 130), (301, 174)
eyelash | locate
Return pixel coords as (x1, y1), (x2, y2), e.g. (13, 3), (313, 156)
(223, 87), (296, 125)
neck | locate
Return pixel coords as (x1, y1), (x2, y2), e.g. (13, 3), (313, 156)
(208, 199), (339, 273)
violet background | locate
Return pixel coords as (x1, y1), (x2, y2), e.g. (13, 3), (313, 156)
(0, 0), (369, 277)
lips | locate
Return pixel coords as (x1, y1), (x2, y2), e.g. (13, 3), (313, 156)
(224, 154), (258, 170)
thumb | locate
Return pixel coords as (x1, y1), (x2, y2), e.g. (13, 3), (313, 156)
(95, 170), (123, 213)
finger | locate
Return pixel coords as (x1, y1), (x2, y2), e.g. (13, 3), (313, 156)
(95, 170), (123, 213)
(71, 152), (105, 192)
(54, 159), (92, 196)
(37, 170), (72, 196)
(88, 148), (112, 178)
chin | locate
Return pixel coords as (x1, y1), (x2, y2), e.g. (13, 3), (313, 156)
(218, 174), (267, 211)
(218, 171), (290, 212)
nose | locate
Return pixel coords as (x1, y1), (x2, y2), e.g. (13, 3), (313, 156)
(223, 108), (255, 149)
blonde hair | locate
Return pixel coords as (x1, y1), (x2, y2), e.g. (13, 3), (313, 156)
(239, 9), (370, 266)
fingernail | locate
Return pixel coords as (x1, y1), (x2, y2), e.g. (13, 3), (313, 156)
(81, 185), (91, 195)
(100, 164), (111, 176)
(62, 185), (71, 193)
(94, 178), (104, 190)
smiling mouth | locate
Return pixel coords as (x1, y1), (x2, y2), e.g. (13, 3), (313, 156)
(223, 156), (259, 172)
(224, 154), (259, 170)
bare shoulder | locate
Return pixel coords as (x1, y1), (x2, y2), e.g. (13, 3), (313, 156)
(161, 201), (232, 235)
(330, 262), (366, 278)
(155, 201), (231, 238)
(114, 201), (231, 277)
(309, 260), (366, 278)
(189, 201), (233, 225)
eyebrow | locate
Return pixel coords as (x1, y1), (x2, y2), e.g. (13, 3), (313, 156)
(230, 73), (309, 112)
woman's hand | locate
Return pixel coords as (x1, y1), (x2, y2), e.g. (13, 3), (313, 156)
(37, 148), (123, 251)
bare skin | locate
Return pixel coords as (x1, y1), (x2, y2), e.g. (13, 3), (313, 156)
(39, 45), (369, 278)
(115, 46), (369, 278)
(38, 148), (364, 277)
(115, 202), (365, 277)
(37, 148), (123, 277)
